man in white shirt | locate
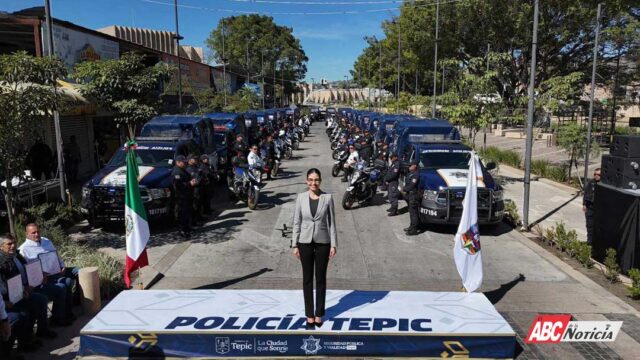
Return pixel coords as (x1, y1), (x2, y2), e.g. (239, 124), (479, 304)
(342, 144), (360, 182)
(19, 223), (77, 326)
(247, 145), (264, 169)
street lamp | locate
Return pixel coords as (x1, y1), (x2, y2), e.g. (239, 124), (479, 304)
(172, 0), (184, 111)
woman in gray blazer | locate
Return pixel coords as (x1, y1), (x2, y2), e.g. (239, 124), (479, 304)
(292, 168), (337, 329)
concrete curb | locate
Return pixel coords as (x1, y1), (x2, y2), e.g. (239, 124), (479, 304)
(515, 229), (637, 314)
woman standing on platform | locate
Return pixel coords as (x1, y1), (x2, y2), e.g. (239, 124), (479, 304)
(292, 168), (337, 330)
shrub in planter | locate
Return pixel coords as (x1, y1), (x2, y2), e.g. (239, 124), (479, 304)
(503, 200), (521, 227)
(531, 159), (550, 177)
(574, 242), (593, 268)
(543, 227), (556, 245)
(604, 248), (620, 283)
(628, 268), (640, 300)
(546, 166), (568, 183)
(554, 222), (570, 252)
(501, 150), (522, 168)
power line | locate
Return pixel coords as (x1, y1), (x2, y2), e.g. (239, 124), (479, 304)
(220, 0), (449, 5)
(140, 0), (459, 16)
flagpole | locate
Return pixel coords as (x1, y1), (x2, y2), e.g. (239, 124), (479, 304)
(138, 268), (144, 290)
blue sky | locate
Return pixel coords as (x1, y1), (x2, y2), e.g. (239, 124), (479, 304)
(3, 0), (394, 81)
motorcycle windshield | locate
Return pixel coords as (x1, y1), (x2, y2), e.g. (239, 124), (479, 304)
(234, 167), (246, 177)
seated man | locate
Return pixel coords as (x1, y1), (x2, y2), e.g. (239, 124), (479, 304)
(0, 234), (56, 347)
(19, 223), (78, 326)
(1, 281), (34, 359)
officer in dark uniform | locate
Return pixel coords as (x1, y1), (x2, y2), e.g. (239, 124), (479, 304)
(186, 155), (204, 225)
(199, 154), (213, 215)
(384, 153), (401, 216)
(172, 155), (195, 238)
(582, 167), (600, 245)
(402, 159), (421, 236)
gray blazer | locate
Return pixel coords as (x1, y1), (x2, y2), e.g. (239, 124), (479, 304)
(292, 192), (337, 248)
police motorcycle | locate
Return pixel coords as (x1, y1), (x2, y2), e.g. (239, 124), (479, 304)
(286, 129), (300, 151)
(331, 149), (350, 177)
(294, 124), (305, 142)
(332, 140), (347, 160)
(260, 143), (280, 179)
(228, 162), (263, 210)
(280, 130), (294, 160)
(326, 116), (338, 136)
(302, 116), (311, 136)
(342, 159), (385, 210)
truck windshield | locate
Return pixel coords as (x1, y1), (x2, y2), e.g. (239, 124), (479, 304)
(213, 132), (227, 146)
(108, 148), (175, 168)
(419, 151), (470, 170)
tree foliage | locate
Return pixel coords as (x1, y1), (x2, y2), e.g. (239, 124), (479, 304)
(352, 0), (639, 108)
(73, 52), (173, 138)
(206, 15), (308, 96)
(0, 51), (66, 235)
(555, 122), (600, 179)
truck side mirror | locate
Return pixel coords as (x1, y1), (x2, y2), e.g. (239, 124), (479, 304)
(485, 162), (496, 171)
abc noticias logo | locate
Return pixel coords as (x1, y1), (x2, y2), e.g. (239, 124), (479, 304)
(525, 314), (623, 344)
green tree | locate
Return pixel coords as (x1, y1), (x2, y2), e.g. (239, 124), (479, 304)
(206, 15), (308, 98)
(439, 57), (504, 143)
(73, 52), (173, 138)
(555, 122), (600, 180)
(0, 51), (66, 236)
(352, 0), (638, 107)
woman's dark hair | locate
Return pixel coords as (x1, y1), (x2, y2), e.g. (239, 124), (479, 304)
(307, 168), (322, 180)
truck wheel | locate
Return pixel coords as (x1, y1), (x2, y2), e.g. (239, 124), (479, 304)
(342, 192), (354, 210)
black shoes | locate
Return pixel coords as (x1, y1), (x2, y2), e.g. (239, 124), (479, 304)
(305, 322), (316, 330)
(406, 229), (419, 236)
(387, 212), (398, 217)
(314, 320), (324, 328)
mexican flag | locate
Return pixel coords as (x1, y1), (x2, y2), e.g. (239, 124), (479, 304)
(124, 141), (150, 288)
(453, 152), (484, 292)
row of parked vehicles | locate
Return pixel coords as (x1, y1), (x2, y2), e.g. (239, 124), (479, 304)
(80, 108), (309, 227)
(327, 108), (505, 226)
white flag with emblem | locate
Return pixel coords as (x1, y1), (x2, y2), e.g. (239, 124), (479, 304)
(453, 152), (483, 292)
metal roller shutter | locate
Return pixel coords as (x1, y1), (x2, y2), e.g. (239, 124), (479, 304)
(47, 115), (96, 179)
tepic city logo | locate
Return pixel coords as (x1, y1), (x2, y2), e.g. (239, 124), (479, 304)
(525, 315), (623, 344)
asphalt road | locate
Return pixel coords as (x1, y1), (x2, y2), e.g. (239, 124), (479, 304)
(71, 121), (640, 359)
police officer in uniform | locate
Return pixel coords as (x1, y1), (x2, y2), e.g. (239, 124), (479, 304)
(186, 155), (204, 225)
(582, 167), (600, 245)
(402, 159), (421, 236)
(384, 153), (401, 216)
(172, 155), (195, 238)
(199, 154), (213, 215)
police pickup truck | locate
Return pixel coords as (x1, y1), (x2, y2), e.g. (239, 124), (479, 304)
(394, 120), (504, 225)
(81, 115), (213, 226)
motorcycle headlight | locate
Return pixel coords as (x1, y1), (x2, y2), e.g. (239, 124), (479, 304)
(149, 188), (171, 200)
(493, 190), (503, 201)
(81, 186), (92, 199)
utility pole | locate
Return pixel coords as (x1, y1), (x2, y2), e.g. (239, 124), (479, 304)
(431, 0), (439, 118)
(441, 63), (445, 95)
(44, 0), (66, 203)
(378, 39), (382, 110)
(281, 64), (285, 106)
(415, 69), (418, 96)
(261, 50), (265, 109)
(173, 0), (183, 111)
(273, 61), (277, 107)
(584, 3), (602, 184)
(246, 42), (250, 85)
(222, 19), (227, 107)
(396, 20), (401, 101)
(522, 0), (539, 231)
(483, 43), (490, 151)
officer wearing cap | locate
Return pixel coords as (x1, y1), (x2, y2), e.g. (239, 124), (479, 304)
(384, 153), (401, 216)
(199, 154), (213, 215)
(402, 159), (421, 236)
(172, 155), (195, 238)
